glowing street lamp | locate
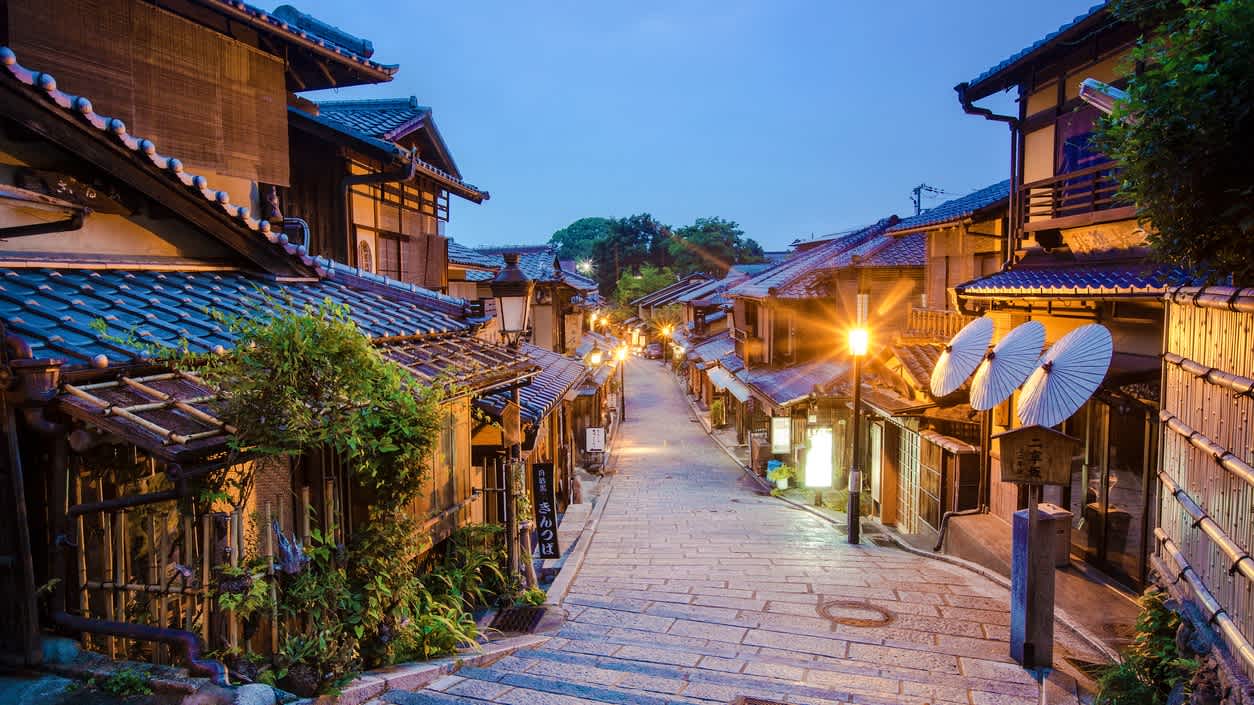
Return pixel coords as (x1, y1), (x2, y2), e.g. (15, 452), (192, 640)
(847, 326), (869, 544)
(589, 349), (604, 366)
(661, 324), (673, 338)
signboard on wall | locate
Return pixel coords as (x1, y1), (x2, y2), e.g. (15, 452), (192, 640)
(531, 463), (560, 559)
(586, 427), (605, 452)
(770, 417), (792, 454)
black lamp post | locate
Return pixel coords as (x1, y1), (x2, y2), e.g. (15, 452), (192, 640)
(490, 252), (534, 581)
(847, 326), (869, 545)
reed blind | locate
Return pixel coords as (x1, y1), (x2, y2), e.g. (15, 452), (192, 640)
(7, 0), (290, 185)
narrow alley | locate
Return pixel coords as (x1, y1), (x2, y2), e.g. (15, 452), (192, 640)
(397, 358), (1105, 705)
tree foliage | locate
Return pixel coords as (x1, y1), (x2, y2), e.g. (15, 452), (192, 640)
(550, 216), (613, 262)
(201, 298), (443, 510)
(1098, 0), (1254, 284)
(669, 217), (765, 277)
(613, 264), (678, 306)
(550, 213), (766, 297)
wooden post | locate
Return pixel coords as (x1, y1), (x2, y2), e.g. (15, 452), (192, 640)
(200, 514), (211, 643)
(300, 486), (311, 546)
(101, 483), (116, 657)
(75, 473), (91, 651)
(115, 510), (128, 656)
(1, 403), (41, 664)
(147, 514), (162, 664)
(229, 510), (240, 650)
(265, 501), (278, 653)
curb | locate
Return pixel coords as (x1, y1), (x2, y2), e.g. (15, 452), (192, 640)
(342, 635), (549, 705)
(671, 370), (773, 494)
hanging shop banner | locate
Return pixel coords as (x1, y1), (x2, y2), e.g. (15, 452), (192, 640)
(532, 463), (561, 559)
(586, 427), (606, 453)
(770, 416), (792, 454)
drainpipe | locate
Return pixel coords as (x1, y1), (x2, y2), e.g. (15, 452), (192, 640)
(51, 612), (227, 685)
(340, 155), (418, 266)
(955, 82), (1021, 268)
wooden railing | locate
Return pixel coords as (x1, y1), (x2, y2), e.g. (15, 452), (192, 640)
(1020, 162), (1127, 228)
(907, 307), (975, 340)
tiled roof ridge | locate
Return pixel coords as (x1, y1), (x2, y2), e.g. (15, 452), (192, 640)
(195, 0), (398, 77)
(964, 3), (1108, 95)
(319, 96), (429, 112)
(311, 256), (467, 313)
(0, 46), (329, 278)
(473, 244), (554, 254)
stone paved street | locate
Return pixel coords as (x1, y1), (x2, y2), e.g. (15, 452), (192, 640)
(391, 358), (1103, 705)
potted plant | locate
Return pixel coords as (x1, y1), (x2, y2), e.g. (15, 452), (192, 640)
(710, 399), (726, 428)
(766, 462), (795, 490)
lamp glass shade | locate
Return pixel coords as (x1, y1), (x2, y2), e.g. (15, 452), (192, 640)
(590, 350), (604, 366)
(489, 252), (535, 343)
(848, 327), (869, 356)
(497, 294), (530, 335)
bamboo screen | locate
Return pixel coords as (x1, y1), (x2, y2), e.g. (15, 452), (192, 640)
(7, 0), (289, 185)
(1159, 291), (1254, 676)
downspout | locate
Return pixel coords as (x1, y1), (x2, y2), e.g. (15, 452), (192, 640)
(955, 82), (1021, 269)
(51, 612), (227, 685)
(340, 154), (419, 267)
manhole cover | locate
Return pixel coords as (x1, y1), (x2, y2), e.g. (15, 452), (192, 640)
(489, 606), (546, 633)
(817, 600), (894, 627)
(731, 698), (788, 705)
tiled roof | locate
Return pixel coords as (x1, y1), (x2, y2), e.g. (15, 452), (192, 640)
(964, 4), (1108, 98)
(476, 343), (586, 425)
(890, 343), (943, 391)
(289, 104), (487, 203)
(730, 217), (899, 299)
(720, 353), (745, 374)
(448, 240), (501, 270)
(773, 227), (922, 299)
(463, 269), (494, 282)
(313, 256), (466, 311)
(0, 47), (324, 278)
(629, 274), (713, 307)
(0, 267), (472, 368)
(318, 97), (431, 141)
(560, 269), (600, 293)
(689, 331), (735, 363)
(887, 181), (1010, 234)
(674, 270), (752, 305)
(955, 258), (1185, 299)
(195, 1), (397, 80)
(735, 357), (850, 408)
(473, 246), (561, 283)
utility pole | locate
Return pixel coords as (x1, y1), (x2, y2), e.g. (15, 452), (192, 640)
(911, 183), (949, 215)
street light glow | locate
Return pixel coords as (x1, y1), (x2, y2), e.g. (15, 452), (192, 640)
(849, 327), (869, 356)
(590, 350), (604, 366)
(615, 346), (628, 362)
(662, 324), (673, 337)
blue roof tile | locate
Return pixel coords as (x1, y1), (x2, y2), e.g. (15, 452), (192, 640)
(729, 217), (899, 299)
(964, 4), (1107, 97)
(0, 267), (471, 367)
(448, 240), (503, 269)
(887, 181), (1010, 234)
(955, 259), (1189, 298)
(476, 343), (586, 425)
(734, 357), (850, 408)
(317, 97), (430, 141)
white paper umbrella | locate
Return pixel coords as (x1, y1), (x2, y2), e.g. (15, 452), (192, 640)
(930, 316), (994, 397)
(1017, 324), (1113, 427)
(969, 320), (1046, 411)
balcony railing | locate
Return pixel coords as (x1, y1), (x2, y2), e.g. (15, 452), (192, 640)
(907, 307), (976, 340)
(1019, 162), (1134, 231)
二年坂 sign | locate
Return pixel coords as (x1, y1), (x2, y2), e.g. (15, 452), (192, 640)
(532, 463), (560, 559)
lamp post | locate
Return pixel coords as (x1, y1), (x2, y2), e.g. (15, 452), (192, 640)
(847, 326), (869, 545)
(490, 252), (534, 582)
(615, 345), (628, 421)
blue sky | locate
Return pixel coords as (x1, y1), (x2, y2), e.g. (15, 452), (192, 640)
(299, 1), (1098, 251)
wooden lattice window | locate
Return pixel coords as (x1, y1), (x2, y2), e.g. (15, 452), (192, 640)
(377, 235), (402, 280)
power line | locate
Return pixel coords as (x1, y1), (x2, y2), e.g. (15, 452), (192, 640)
(910, 183), (951, 215)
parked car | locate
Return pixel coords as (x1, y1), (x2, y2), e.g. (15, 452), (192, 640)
(644, 342), (663, 359)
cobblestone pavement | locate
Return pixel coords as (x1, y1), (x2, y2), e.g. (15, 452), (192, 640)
(391, 358), (1100, 705)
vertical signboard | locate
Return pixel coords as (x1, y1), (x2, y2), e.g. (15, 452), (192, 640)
(770, 417), (792, 454)
(586, 427), (606, 453)
(531, 463), (560, 559)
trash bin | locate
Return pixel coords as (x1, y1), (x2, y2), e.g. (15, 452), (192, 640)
(1013, 502), (1073, 568)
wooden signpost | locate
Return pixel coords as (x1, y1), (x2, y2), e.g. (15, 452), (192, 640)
(531, 463), (560, 559)
(994, 425), (1082, 701)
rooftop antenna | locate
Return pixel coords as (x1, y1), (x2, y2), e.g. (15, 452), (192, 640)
(911, 183), (950, 215)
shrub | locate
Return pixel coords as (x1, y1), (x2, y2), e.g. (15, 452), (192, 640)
(710, 399), (726, 428)
(1095, 588), (1199, 705)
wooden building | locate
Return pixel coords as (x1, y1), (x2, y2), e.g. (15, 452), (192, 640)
(723, 217), (926, 491)
(0, 1), (539, 673)
(954, 2), (1168, 589)
(470, 246), (600, 356)
(284, 96), (489, 293)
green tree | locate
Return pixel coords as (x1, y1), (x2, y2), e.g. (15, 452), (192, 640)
(593, 214), (672, 294)
(1097, 0), (1254, 284)
(668, 217), (765, 277)
(549, 217), (613, 262)
(614, 264), (677, 306)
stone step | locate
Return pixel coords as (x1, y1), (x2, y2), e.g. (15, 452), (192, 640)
(450, 664), (709, 705)
(382, 688), (492, 705)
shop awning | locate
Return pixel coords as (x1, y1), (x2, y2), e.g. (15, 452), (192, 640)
(708, 366), (751, 403)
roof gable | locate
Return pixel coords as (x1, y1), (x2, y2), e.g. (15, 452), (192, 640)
(730, 217), (899, 299)
(887, 180), (1010, 234)
(962, 4), (1108, 100)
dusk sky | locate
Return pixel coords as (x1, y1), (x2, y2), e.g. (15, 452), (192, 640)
(299, 1), (1098, 251)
